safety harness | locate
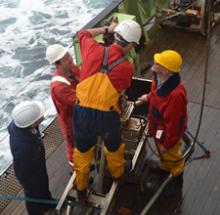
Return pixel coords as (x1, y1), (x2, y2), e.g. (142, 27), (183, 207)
(101, 47), (127, 73)
(76, 47), (127, 113)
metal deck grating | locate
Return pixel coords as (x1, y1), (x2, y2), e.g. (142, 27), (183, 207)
(0, 167), (22, 211)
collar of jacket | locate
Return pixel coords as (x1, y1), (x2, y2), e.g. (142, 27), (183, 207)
(110, 43), (125, 56)
(155, 73), (181, 97)
(55, 69), (78, 84)
(8, 121), (41, 139)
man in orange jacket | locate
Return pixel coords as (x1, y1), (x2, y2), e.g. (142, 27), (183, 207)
(46, 44), (79, 167)
(139, 50), (188, 193)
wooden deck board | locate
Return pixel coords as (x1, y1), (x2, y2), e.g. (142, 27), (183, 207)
(134, 104), (220, 215)
(137, 23), (220, 215)
(140, 25), (220, 110)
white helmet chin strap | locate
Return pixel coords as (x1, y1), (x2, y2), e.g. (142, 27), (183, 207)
(114, 33), (129, 46)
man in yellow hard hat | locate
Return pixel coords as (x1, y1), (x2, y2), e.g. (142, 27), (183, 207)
(139, 50), (188, 194)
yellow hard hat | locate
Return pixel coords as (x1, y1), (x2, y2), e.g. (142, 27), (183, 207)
(154, 50), (183, 73)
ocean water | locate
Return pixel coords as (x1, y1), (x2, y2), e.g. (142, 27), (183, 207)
(0, 0), (112, 175)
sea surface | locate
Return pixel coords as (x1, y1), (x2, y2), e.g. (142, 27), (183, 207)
(0, 0), (112, 175)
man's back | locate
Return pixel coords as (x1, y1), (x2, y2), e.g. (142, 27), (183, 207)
(78, 29), (134, 92)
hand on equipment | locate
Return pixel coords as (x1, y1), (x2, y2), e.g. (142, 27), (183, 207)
(138, 94), (148, 102)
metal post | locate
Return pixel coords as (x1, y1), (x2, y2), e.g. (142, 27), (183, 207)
(155, 0), (160, 15)
(101, 126), (148, 215)
(96, 139), (105, 193)
(66, 201), (72, 215)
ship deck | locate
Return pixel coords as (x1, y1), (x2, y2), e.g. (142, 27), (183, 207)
(113, 23), (220, 215)
(1, 22), (220, 215)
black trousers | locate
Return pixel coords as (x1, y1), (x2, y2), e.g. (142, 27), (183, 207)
(21, 171), (52, 215)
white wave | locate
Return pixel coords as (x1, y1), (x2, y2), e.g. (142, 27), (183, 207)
(0, 0), (112, 175)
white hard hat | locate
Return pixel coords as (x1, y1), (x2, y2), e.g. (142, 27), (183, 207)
(46, 44), (69, 64)
(114, 20), (142, 44)
(12, 101), (45, 128)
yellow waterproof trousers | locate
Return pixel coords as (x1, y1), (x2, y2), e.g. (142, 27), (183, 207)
(74, 144), (126, 190)
(104, 143), (126, 179)
(157, 139), (185, 176)
(74, 147), (94, 191)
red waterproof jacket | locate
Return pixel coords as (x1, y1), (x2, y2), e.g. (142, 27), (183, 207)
(148, 73), (188, 149)
(50, 65), (79, 161)
(78, 30), (134, 92)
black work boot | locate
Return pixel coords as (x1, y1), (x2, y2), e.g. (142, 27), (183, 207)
(176, 173), (184, 188)
(77, 188), (88, 203)
(124, 159), (132, 174)
(174, 173), (183, 194)
(162, 173), (184, 196)
(148, 166), (163, 175)
(113, 159), (133, 181)
(143, 168), (169, 193)
(159, 169), (170, 179)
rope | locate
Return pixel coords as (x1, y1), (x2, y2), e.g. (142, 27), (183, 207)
(145, 7), (212, 164)
(189, 0), (211, 158)
(140, 4), (212, 215)
(0, 195), (58, 205)
(0, 195), (99, 210)
(0, 194), (121, 214)
(146, 137), (192, 163)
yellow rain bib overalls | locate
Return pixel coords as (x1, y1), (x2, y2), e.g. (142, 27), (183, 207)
(74, 47), (127, 191)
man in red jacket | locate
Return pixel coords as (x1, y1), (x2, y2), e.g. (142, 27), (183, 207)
(139, 50), (188, 193)
(46, 44), (79, 167)
(74, 19), (142, 201)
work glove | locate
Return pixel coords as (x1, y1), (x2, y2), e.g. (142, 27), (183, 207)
(102, 16), (118, 46)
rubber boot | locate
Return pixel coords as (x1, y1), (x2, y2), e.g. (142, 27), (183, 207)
(143, 168), (169, 193)
(162, 173), (183, 196)
(176, 173), (184, 189)
(77, 188), (88, 203)
(124, 159), (132, 175)
(104, 144), (126, 179)
(159, 169), (170, 181)
(113, 159), (133, 182)
(149, 166), (167, 175)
